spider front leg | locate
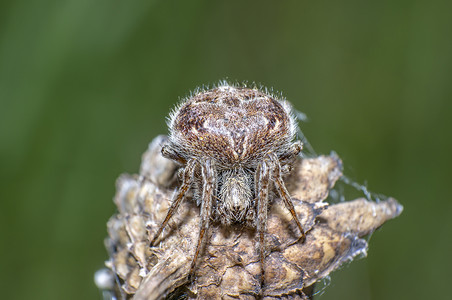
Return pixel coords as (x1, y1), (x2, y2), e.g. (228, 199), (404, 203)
(150, 159), (197, 246)
(190, 159), (215, 274)
(279, 141), (303, 173)
(255, 158), (271, 291)
(162, 143), (187, 165)
(271, 153), (306, 242)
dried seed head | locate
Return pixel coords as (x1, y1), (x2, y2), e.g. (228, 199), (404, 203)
(100, 141), (403, 299)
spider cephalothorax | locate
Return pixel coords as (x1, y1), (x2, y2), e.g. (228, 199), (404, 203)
(150, 83), (305, 288)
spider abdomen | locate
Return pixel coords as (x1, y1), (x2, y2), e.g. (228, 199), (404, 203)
(170, 86), (296, 167)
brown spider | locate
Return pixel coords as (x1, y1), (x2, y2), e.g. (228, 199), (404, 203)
(150, 83), (305, 288)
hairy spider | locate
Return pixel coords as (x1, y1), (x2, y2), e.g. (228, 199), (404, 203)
(150, 83), (305, 288)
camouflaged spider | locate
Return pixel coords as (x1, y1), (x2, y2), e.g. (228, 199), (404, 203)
(150, 83), (305, 285)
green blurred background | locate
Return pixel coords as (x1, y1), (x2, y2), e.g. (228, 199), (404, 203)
(1, 0), (451, 299)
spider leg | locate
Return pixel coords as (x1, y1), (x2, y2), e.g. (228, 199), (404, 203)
(272, 154), (306, 242)
(190, 159), (215, 274)
(279, 140), (302, 166)
(150, 159), (197, 246)
(255, 158), (271, 292)
(162, 144), (187, 165)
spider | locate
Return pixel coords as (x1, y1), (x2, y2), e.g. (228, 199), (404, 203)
(150, 83), (305, 289)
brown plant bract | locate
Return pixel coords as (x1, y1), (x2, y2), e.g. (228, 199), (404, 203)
(102, 135), (403, 300)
